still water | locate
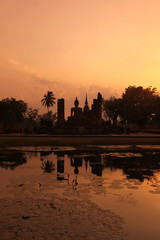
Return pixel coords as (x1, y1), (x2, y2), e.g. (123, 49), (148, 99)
(1, 146), (160, 240)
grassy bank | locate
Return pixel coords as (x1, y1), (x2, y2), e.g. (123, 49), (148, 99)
(1, 134), (160, 148)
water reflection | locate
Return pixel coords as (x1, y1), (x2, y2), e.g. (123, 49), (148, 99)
(86, 155), (103, 177)
(55, 151), (160, 184)
(41, 160), (55, 173)
(1, 147), (160, 240)
(57, 152), (65, 181)
(1, 149), (160, 184)
(40, 151), (52, 157)
(0, 151), (26, 170)
(103, 152), (160, 182)
(70, 157), (82, 174)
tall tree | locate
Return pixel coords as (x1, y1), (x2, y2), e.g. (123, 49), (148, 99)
(39, 111), (57, 127)
(0, 98), (27, 131)
(103, 97), (122, 127)
(41, 91), (56, 112)
(121, 86), (157, 127)
(151, 95), (160, 126)
(25, 108), (39, 132)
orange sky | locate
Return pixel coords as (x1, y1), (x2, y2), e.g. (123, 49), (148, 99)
(0, 0), (160, 115)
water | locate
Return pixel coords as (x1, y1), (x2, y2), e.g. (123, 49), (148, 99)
(1, 146), (160, 239)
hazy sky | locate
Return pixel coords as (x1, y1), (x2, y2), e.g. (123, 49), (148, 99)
(1, 0), (160, 115)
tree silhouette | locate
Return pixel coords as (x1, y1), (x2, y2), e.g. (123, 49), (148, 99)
(0, 98), (27, 132)
(41, 91), (56, 113)
(25, 108), (39, 133)
(40, 111), (57, 127)
(103, 97), (122, 127)
(103, 86), (160, 129)
(121, 86), (157, 127)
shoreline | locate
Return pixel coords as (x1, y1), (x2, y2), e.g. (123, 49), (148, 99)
(1, 134), (160, 148)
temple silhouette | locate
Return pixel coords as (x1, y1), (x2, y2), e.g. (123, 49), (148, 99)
(57, 92), (103, 134)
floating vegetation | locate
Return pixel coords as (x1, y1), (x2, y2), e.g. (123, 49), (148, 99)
(104, 152), (142, 158)
(1, 146), (160, 240)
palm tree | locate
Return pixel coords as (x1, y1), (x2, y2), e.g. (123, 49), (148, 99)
(41, 91), (56, 112)
(41, 160), (55, 173)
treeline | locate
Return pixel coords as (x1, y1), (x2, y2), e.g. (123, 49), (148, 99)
(0, 86), (160, 134)
(103, 86), (160, 130)
(0, 97), (56, 134)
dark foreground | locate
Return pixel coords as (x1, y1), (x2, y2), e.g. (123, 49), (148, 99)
(1, 134), (160, 148)
(1, 138), (160, 239)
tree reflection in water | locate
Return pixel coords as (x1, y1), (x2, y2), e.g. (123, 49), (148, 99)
(41, 160), (55, 173)
(84, 155), (103, 177)
(56, 151), (160, 183)
(1, 148), (160, 183)
(57, 152), (65, 181)
(0, 151), (26, 170)
(103, 152), (160, 182)
(53, 151), (160, 182)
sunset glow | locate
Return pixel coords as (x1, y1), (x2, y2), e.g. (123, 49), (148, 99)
(1, 0), (160, 114)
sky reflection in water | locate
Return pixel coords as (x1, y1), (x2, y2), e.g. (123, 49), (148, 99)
(1, 147), (160, 240)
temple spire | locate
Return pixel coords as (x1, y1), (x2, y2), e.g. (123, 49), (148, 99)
(83, 94), (89, 113)
(85, 94), (88, 105)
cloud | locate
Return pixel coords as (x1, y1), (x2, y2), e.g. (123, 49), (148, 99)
(1, 59), (123, 116)
(9, 59), (56, 88)
(31, 75), (57, 87)
(9, 59), (19, 65)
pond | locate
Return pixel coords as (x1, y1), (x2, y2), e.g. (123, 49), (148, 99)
(0, 145), (160, 240)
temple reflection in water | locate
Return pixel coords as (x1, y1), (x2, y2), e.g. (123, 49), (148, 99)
(38, 150), (160, 183)
(1, 149), (160, 184)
